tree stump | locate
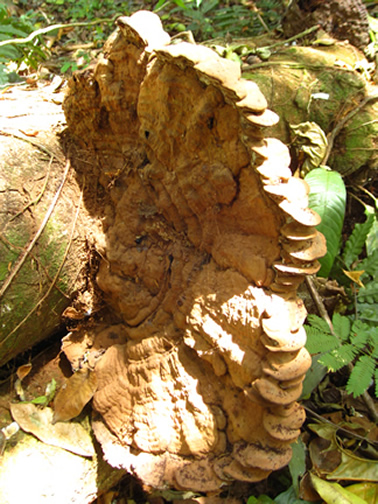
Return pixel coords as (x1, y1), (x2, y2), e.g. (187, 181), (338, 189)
(60, 11), (327, 491)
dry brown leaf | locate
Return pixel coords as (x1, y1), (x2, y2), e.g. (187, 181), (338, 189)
(10, 403), (95, 457)
(16, 363), (32, 381)
(53, 368), (97, 423)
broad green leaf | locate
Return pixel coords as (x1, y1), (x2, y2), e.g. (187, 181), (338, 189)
(289, 438), (307, 495)
(345, 482), (378, 504)
(328, 448), (378, 482)
(346, 355), (376, 397)
(332, 313), (350, 341)
(301, 354), (328, 398)
(310, 474), (367, 504)
(365, 214), (377, 256)
(343, 213), (375, 269)
(305, 168), (346, 277)
(274, 485), (312, 504)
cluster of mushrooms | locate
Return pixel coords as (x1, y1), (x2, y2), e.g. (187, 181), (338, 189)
(62, 11), (326, 492)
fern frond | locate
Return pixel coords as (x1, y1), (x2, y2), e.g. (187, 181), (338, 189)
(332, 313), (350, 341)
(358, 305), (378, 324)
(350, 320), (370, 350)
(358, 279), (378, 304)
(375, 368), (378, 398)
(306, 314), (332, 333)
(305, 326), (339, 354)
(370, 328), (378, 359)
(351, 332), (369, 351)
(319, 344), (358, 372)
(342, 213), (374, 269)
(359, 248), (378, 278)
(346, 355), (376, 398)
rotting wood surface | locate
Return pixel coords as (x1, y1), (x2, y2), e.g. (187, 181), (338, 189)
(61, 11), (326, 492)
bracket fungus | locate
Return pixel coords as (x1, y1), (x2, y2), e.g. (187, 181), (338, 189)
(62, 11), (326, 492)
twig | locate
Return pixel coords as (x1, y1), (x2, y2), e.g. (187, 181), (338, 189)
(0, 16), (120, 48)
(323, 93), (378, 165)
(305, 276), (378, 424)
(244, 61), (336, 71)
(263, 25), (320, 51)
(9, 155), (53, 223)
(0, 159), (71, 300)
(0, 179), (83, 353)
(305, 276), (334, 333)
(303, 404), (378, 447)
(351, 184), (377, 208)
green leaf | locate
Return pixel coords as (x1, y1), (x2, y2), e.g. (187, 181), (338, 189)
(274, 485), (312, 504)
(301, 354), (328, 398)
(320, 344), (358, 372)
(343, 213), (375, 269)
(375, 368), (378, 397)
(310, 474), (368, 504)
(345, 482), (378, 504)
(328, 448), (378, 482)
(358, 279), (378, 304)
(359, 248), (378, 278)
(305, 168), (346, 277)
(369, 328), (378, 358)
(247, 496), (274, 504)
(358, 304), (378, 324)
(332, 313), (350, 341)
(289, 438), (307, 495)
(350, 320), (374, 352)
(365, 208), (377, 256)
(306, 314), (332, 333)
(305, 326), (339, 354)
(346, 355), (376, 398)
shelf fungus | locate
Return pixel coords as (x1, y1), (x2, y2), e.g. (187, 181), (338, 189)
(62, 11), (326, 492)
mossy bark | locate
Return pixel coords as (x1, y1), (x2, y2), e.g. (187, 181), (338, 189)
(240, 41), (377, 177)
(0, 87), (90, 367)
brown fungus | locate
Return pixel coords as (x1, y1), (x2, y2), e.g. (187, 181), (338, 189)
(62, 11), (326, 491)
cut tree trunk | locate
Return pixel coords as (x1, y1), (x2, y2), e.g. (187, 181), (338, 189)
(60, 11), (326, 492)
(0, 84), (99, 367)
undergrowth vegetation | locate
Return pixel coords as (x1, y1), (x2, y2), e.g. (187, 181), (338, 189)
(154, 0), (283, 40)
(303, 164), (377, 400)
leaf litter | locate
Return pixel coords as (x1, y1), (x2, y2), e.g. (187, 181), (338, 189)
(10, 402), (94, 458)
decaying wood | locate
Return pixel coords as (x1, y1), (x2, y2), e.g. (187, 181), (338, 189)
(0, 87), (92, 366)
(61, 11), (327, 492)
